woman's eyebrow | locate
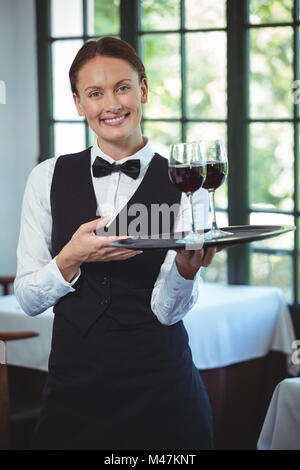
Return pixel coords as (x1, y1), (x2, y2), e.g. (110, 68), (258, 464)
(84, 79), (133, 93)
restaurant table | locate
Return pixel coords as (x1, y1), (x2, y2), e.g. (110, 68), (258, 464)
(0, 282), (298, 449)
(257, 378), (300, 450)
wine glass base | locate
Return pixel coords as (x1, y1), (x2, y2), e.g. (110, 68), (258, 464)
(175, 232), (205, 250)
(205, 228), (234, 240)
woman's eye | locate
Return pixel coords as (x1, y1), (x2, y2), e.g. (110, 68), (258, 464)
(118, 86), (130, 92)
(89, 91), (101, 98)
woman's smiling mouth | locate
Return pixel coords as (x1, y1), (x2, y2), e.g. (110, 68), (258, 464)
(101, 113), (130, 126)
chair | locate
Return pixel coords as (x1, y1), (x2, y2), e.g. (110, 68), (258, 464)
(0, 276), (39, 449)
(0, 331), (39, 449)
(0, 276), (15, 295)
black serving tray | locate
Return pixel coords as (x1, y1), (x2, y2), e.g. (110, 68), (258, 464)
(109, 225), (295, 250)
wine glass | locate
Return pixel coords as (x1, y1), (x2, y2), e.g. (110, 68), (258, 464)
(168, 141), (206, 245)
(200, 139), (233, 239)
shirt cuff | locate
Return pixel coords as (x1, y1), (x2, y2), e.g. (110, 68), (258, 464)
(165, 259), (201, 297)
(53, 256), (81, 287)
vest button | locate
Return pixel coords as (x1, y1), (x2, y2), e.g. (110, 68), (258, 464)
(101, 277), (108, 286)
(100, 299), (108, 306)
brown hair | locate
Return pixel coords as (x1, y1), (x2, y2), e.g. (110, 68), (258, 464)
(69, 36), (147, 96)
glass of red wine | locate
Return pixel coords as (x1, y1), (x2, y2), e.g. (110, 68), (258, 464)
(200, 139), (233, 239)
(168, 141), (206, 245)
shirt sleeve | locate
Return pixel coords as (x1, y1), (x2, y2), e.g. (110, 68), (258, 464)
(150, 188), (209, 325)
(14, 159), (81, 317)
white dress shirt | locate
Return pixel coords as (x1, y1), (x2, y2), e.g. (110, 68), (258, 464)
(14, 137), (209, 325)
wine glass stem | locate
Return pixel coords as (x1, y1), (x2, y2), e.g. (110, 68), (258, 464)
(188, 193), (196, 234)
(208, 190), (219, 232)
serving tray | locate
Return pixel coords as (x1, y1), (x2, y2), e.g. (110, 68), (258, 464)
(109, 225), (295, 250)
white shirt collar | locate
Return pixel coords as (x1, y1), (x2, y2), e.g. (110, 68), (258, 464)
(90, 137), (154, 172)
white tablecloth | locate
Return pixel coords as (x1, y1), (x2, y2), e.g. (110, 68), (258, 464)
(184, 283), (298, 374)
(257, 378), (300, 450)
(0, 282), (298, 373)
(0, 295), (54, 371)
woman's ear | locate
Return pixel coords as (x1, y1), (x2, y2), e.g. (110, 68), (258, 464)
(140, 78), (148, 104)
(73, 92), (86, 116)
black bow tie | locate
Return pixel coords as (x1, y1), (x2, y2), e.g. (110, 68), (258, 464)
(92, 156), (141, 180)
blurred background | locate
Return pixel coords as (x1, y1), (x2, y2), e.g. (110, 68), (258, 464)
(0, 0), (299, 324)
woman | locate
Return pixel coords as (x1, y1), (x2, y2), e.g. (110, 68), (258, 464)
(15, 36), (218, 450)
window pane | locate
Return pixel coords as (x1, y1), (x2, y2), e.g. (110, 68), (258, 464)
(249, 0), (293, 24)
(249, 27), (293, 118)
(249, 123), (293, 212)
(142, 34), (181, 118)
(186, 32), (227, 119)
(51, 0), (83, 37)
(186, 123), (227, 148)
(143, 121), (181, 157)
(186, 122), (227, 209)
(250, 212), (294, 251)
(88, 0), (120, 36)
(250, 253), (293, 303)
(52, 40), (84, 120)
(54, 123), (86, 156)
(141, 0), (180, 31)
(201, 249), (228, 284)
(185, 0), (226, 29)
(88, 126), (97, 147)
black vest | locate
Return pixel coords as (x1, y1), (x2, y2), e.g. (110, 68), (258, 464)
(50, 148), (181, 336)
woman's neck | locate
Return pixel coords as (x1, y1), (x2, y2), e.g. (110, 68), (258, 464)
(97, 135), (146, 161)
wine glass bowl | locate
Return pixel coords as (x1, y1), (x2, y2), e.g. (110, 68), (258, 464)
(168, 142), (206, 245)
(199, 139), (233, 239)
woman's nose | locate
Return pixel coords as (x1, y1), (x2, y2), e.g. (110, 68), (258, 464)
(104, 94), (123, 114)
(108, 104), (122, 113)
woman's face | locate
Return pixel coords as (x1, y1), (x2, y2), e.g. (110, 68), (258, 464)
(73, 55), (148, 155)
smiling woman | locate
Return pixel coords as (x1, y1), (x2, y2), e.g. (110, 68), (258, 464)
(69, 38), (148, 158)
(14, 36), (218, 450)
(72, 55), (148, 158)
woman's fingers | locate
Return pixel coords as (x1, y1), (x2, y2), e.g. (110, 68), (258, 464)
(178, 247), (216, 267)
(202, 247), (217, 267)
(102, 249), (142, 261)
(91, 243), (142, 261)
(80, 216), (110, 233)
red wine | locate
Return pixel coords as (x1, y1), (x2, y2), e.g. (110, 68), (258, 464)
(168, 164), (206, 194)
(202, 161), (227, 190)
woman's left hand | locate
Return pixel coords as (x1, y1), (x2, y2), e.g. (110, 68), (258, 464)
(175, 246), (224, 280)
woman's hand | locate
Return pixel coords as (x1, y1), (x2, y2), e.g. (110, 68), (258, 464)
(56, 217), (142, 282)
(175, 246), (224, 280)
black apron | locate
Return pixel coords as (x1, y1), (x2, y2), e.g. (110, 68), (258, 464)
(31, 149), (213, 450)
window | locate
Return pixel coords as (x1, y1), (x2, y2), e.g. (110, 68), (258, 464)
(38, 0), (121, 159)
(36, 0), (300, 320)
(139, 0), (228, 283)
(247, 0), (296, 304)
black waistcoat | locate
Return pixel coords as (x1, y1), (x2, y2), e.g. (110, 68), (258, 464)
(50, 148), (182, 336)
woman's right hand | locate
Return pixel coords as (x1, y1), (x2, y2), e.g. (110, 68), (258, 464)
(56, 217), (142, 282)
